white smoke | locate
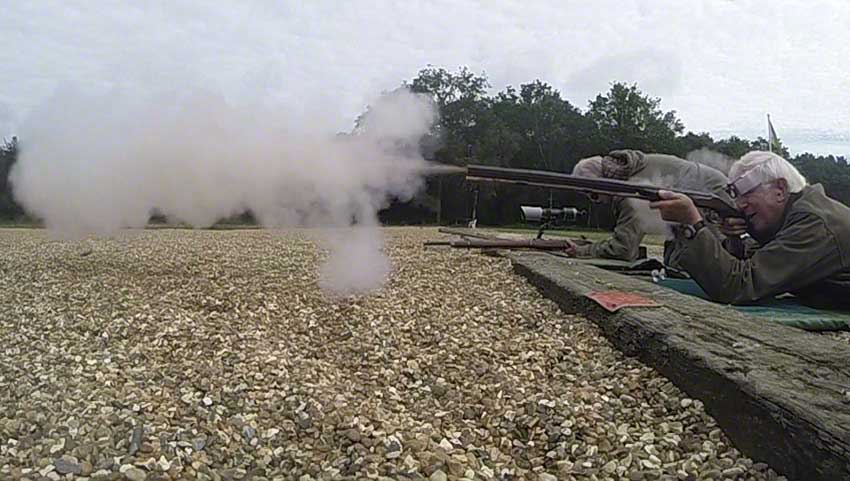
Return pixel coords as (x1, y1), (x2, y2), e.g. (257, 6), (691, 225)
(626, 198), (672, 239)
(628, 172), (687, 240)
(686, 148), (735, 176)
(629, 164), (729, 240)
(317, 227), (390, 297)
(9, 84), (438, 296)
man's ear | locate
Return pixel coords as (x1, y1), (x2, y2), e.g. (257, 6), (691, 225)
(774, 178), (789, 201)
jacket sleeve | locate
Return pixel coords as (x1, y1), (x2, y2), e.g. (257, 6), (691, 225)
(721, 235), (760, 259)
(575, 200), (645, 261)
(678, 212), (844, 304)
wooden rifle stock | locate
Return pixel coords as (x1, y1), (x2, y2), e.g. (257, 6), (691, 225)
(466, 164), (742, 220)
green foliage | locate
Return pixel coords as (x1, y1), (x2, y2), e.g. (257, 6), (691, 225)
(673, 131), (715, 157)
(710, 135), (754, 159)
(587, 82), (684, 154)
(485, 80), (595, 172)
(384, 76), (696, 225)
(707, 135), (790, 160)
(0, 137), (23, 219)
(750, 136), (791, 159)
(405, 65), (491, 166)
(792, 153), (850, 205)
(357, 68), (850, 226)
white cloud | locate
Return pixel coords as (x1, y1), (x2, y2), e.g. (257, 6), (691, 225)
(564, 49), (683, 101)
(2, 0), (849, 155)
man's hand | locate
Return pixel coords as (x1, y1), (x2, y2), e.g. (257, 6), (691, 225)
(649, 190), (703, 225)
(721, 217), (748, 237)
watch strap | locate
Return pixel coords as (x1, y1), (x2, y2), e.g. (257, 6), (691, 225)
(684, 220), (707, 239)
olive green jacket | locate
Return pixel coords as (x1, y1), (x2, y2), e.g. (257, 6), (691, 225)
(575, 152), (731, 262)
(575, 197), (643, 260)
(678, 184), (850, 307)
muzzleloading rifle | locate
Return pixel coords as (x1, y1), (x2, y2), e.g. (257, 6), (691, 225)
(424, 238), (577, 251)
(465, 164), (742, 221)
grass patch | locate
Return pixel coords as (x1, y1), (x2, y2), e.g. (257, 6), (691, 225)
(0, 219), (42, 228)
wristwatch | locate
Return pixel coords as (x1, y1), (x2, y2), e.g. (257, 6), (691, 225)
(682, 220), (706, 240)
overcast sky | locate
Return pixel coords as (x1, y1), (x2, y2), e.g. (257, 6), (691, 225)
(2, 0), (849, 157)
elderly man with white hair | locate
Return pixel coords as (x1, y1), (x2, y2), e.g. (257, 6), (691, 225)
(650, 150), (850, 307)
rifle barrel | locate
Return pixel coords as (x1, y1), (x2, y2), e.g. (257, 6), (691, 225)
(465, 164), (742, 219)
(467, 164), (662, 199)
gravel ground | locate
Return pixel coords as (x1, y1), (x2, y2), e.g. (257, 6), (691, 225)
(824, 329), (850, 345)
(0, 227), (788, 481)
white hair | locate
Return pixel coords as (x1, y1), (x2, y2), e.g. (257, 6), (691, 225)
(572, 156), (603, 178)
(729, 151), (807, 193)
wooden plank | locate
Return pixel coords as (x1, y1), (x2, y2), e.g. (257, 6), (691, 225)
(508, 252), (850, 481)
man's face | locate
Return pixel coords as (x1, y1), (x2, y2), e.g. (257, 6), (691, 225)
(734, 179), (789, 238)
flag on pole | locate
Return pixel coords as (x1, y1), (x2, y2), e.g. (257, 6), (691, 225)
(767, 114), (779, 152)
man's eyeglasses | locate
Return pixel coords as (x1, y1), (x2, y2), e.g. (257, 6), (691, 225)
(725, 168), (764, 200)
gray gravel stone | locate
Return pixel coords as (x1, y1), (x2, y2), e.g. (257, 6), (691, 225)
(54, 455), (83, 474)
(0, 228), (786, 481)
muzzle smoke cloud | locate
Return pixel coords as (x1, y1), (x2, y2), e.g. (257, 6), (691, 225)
(628, 162), (730, 241)
(686, 148), (735, 176)
(10, 85), (438, 297)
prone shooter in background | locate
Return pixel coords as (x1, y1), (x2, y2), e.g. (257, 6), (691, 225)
(432, 153), (741, 266)
(568, 149), (734, 269)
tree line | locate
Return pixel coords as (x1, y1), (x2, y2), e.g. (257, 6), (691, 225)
(380, 66), (849, 227)
(0, 137), (22, 220)
(2, 66), (849, 225)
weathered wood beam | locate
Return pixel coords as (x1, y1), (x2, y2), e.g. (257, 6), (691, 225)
(509, 252), (850, 481)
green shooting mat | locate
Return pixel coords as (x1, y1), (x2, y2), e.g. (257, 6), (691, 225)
(658, 278), (850, 331)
